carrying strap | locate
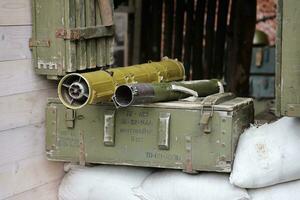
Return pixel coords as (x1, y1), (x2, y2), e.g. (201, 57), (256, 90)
(171, 85), (199, 97)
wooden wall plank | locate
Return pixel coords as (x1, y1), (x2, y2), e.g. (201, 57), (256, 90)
(173, 0), (185, 61)
(162, 0), (174, 57)
(183, 0), (195, 80)
(0, 59), (56, 97)
(225, 0), (256, 95)
(0, 26), (31, 62)
(213, 0), (230, 78)
(203, 0), (217, 78)
(0, 0), (31, 26)
(5, 179), (60, 200)
(0, 89), (56, 132)
(0, 155), (64, 199)
(0, 123), (45, 166)
(191, 0), (206, 80)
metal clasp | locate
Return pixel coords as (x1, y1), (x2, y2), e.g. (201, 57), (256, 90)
(200, 106), (214, 133)
(65, 109), (76, 128)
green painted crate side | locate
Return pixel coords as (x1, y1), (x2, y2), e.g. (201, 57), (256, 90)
(276, 0), (300, 117)
(46, 97), (253, 173)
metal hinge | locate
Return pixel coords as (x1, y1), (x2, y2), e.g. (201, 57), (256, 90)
(65, 109), (76, 128)
(29, 38), (50, 48)
(55, 25), (114, 41)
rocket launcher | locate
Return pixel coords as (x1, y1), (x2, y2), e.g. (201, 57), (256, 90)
(58, 58), (185, 109)
(112, 80), (223, 107)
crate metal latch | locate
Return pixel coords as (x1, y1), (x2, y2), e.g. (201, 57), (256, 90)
(200, 106), (214, 133)
(65, 109), (76, 129)
(200, 93), (235, 134)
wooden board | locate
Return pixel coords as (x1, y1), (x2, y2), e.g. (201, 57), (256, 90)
(0, 88), (56, 132)
(0, 155), (64, 199)
(0, 0), (31, 25)
(276, 0), (300, 116)
(0, 123), (45, 166)
(5, 179), (61, 200)
(0, 26), (32, 62)
(0, 59), (56, 97)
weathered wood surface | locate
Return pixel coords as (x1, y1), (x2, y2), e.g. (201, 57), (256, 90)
(0, 88), (56, 132)
(173, 0), (184, 61)
(0, 0), (31, 25)
(226, 0), (256, 96)
(5, 179), (61, 200)
(0, 1), (64, 199)
(162, 0), (174, 57)
(0, 59), (56, 97)
(0, 123), (45, 166)
(0, 26), (31, 61)
(0, 155), (64, 199)
(191, 0), (205, 80)
(183, 0), (194, 80)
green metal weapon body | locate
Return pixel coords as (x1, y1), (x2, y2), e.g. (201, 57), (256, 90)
(113, 80), (223, 107)
(58, 58), (185, 109)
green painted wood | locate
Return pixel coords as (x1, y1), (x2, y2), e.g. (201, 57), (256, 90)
(275, 0), (282, 116)
(96, 0), (107, 67)
(32, 0), (115, 78)
(104, 0), (115, 66)
(85, 0), (97, 69)
(76, 0), (87, 71)
(65, 0), (77, 72)
(276, 0), (300, 117)
(33, 0), (66, 78)
(46, 96), (253, 173)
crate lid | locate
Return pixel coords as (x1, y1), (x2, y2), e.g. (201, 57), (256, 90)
(48, 93), (253, 112)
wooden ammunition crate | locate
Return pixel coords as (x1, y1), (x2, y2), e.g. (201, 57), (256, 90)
(46, 93), (253, 173)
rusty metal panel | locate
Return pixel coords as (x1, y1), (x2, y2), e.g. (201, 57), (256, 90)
(276, 0), (300, 117)
(46, 94), (253, 173)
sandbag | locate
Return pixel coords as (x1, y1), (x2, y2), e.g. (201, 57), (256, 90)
(249, 179), (300, 200)
(59, 165), (152, 200)
(133, 170), (250, 200)
(230, 117), (300, 188)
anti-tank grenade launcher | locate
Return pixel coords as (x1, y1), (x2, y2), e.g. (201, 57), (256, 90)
(58, 58), (185, 109)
